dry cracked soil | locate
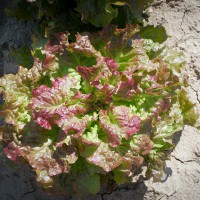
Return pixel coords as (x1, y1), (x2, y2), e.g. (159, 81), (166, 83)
(0, 0), (200, 199)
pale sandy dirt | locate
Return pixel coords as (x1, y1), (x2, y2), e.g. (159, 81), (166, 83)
(0, 0), (200, 199)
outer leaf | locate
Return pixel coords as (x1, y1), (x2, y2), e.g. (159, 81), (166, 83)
(74, 174), (100, 195)
(56, 143), (78, 165)
(87, 143), (123, 172)
(158, 46), (186, 71)
(130, 134), (154, 155)
(75, 0), (153, 27)
(25, 139), (67, 176)
(178, 90), (199, 127)
(139, 25), (168, 44)
(56, 113), (92, 137)
(0, 65), (43, 131)
(153, 101), (184, 140)
(9, 46), (34, 69)
(4, 0), (36, 21)
(31, 75), (81, 129)
(90, 24), (140, 59)
(75, 0), (118, 27)
(42, 32), (98, 78)
(113, 169), (128, 184)
(3, 138), (68, 187)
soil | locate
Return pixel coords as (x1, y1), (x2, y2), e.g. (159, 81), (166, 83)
(0, 0), (199, 199)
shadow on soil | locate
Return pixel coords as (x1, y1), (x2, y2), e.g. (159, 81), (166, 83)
(0, 157), (148, 200)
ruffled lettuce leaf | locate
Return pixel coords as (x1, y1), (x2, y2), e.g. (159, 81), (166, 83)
(31, 75), (81, 129)
(56, 112), (95, 138)
(178, 90), (200, 127)
(77, 57), (120, 100)
(0, 65), (43, 131)
(35, 32), (98, 79)
(3, 137), (68, 187)
(99, 106), (140, 147)
(87, 142), (123, 172)
(89, 24), (140, 59)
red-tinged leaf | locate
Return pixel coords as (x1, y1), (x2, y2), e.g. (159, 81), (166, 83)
(56, 114), (91, 137)
(112, 106), (140, 138)
(90, 24), (140, 59)
(78, 58), (120, 101)
(40, 32), (70, 72)
(121, 152), (144, 173)
(99, 110), (121, 147)
(94, 84), (115, 103)
(45, 32), (69, 54)
(156, 62), (171, 84)
(3, 141), (24, 162)
(87, 143), (123, 172)
(56, 144), (78, 164)
(156, 97), (172, 113)
(104, 57), (119, 75)
(77, 58), (119, 84)
(71, 34), (101, 57)
(148, 97), (172, 121)
(146, 83), (164, 95)
(3, 139), (68, 177)
(114, 77), (135, 100)
(77, 65), (99, 83)
(26, 142), (67, 176)
(31, 75), (80, 129)
(130, 135), (154, 155)
(42, 53), (59, 71)
(99, 106), (140, 147)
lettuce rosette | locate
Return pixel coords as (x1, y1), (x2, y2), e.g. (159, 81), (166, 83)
(0, 25), (199, 195)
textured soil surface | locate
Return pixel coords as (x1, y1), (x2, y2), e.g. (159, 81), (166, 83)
(0, 0), (200, 199)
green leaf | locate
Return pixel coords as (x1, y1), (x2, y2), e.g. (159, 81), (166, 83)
(112, 0), (153, 24)
(139, 25), (168, 44)
(82, 125), (101, 145)
(9, 46), (33, 69)
(178, 90), (199, 127)
(75, 0), (153, 27)
(4, 0), (36, 21)
(75, 174), (100, 195)
(76, 0), (118, 27)
(31, 28), (49, 50)
(113, 169), (128, 184)
(0, 66), (41, 131)
(33, 49), (46, 60)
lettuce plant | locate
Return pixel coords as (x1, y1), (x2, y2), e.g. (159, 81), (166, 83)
(5, 0), (153, 36)
(0, 25), (199, 196)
